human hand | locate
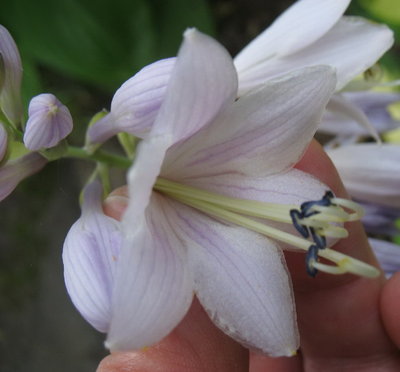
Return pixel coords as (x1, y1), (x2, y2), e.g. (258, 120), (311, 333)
(97, 140), (400, 372)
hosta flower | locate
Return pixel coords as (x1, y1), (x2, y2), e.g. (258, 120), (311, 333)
(327, 144), (400, 209)
(64, 30), (378, 357)
(0, 152), (46, 201)
(0, 123), (7, 161)
(369, 238), (400, 278)
(320, 91), (400, 140)
(23, 93), (73, 151)
(0, 25), (23, 126)
(88, 0), (393, 144)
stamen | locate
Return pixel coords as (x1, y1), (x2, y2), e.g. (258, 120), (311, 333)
(306, 245), (319, 277)
(290, 209), (309, 238)
(310, 227), (326, 249)
(154, 178), (379, 278)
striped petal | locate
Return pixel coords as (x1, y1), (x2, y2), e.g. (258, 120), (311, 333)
(62, 181), (121, 332)
(0, 25), (23, 125)
(238, 16), (393, 94)
(106, 193), (193, 351)
(87, 58), (175, 144)
(327, 143), (400, 208)
(167, 200), (299, 357)
(235, 0), (350, 71)
(163, 66), (336, 179)
(23, 93), (73, 150)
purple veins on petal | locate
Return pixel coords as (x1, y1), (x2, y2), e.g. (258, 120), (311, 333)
(0, 24), (23, 125)
(63, 180), (122, 333)
(23, 93), (73, 151)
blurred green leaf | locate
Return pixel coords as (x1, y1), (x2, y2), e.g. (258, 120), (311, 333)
(0, 0), (214, 93)
(359, 0), (400, 24)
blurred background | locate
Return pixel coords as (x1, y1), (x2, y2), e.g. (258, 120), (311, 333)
(0, 0), (399, 370)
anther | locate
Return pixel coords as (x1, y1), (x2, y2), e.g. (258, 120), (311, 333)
(310, 227), (327, 249)
(290, 209), (309, 238)
(306, 244), (319, 277)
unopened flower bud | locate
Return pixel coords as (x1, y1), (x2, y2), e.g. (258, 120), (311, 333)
(0, 25), (23, 126)
(23, 93), (73, 151)
(0, 123), (7, 161)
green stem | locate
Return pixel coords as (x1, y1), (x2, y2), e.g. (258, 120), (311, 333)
(64, 146), (131, 168)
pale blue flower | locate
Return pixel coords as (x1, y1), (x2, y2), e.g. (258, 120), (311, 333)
(63, 29), (374, 357)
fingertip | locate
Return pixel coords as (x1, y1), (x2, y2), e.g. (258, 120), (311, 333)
(381, 271), (400, 348)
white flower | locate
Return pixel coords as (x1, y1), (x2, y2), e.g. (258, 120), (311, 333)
(369, 238), (400, 278)
(327, 143), (400, 209)
(23, 93), (73, 151)
(88, 0), (393, 144)
(64, 29), (378, 357)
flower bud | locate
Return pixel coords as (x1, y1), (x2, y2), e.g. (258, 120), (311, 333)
(23, 93), (73, 151)
(0, 152), (47, 201)
(0, 123), (7, 162)
(0, 25), (23, 126)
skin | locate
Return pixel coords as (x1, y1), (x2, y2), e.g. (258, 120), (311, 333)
(98, 140), (400, 372)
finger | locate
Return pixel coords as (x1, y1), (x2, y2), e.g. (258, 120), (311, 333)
(97, 298), (248, 372)
(381, 272), (400, 348)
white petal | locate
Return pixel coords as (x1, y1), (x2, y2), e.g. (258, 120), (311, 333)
(151, 28), (237, 143)
(167, 201), (298, 357)
(62, 181), (122, 332)
(106, 194), (193, 351)
(88, 58), (175, 144)
(327, 144), (400, 208)
(238, 16), (394, 94)
(163, 66), (336, 179)
(235, 0), (350, 72)
(369, 238), (400, 278)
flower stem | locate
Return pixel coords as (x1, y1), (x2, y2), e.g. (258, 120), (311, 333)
(64, 146), (131, 168)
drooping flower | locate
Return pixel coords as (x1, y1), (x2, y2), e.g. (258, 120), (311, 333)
(369, 238), (400, 278)
(23, 93), (73, 151)
(0, 25), (23, 126)
(64, 29), (377, 357)
(0, 152), (47, 201)
(320, 91), (400, 140)
(88, 0), (393, 144)
(327, 144), (400, 209)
